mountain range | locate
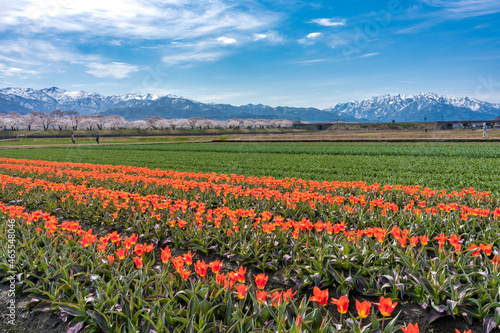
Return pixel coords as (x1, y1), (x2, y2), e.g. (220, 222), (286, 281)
(1, 87), (499, 123)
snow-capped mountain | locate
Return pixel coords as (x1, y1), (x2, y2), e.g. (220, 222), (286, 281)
(324, 92), (500, 122)
(1, 88), (499, 122)
(0, 87), (349, 122)
(0, 87), (160, 114)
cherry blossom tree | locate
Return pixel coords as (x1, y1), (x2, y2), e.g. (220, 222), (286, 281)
(104, 115), (126, 130)
(66, 110), (80, 130)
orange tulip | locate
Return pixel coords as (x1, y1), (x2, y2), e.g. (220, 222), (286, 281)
(134, 244), (144, 256)
(254, 273), (268, 290)
(133, 256), (143, 269)
(179, 268), (191, 281)
(116, 248), (126, 260)
(376, 297), (397, 317)
(448, 234), (461, 247)
(282, 288), (297, 304)
(194, 260), (208, 278)
(109, 231), (122, 244)
(209, 260), (223, 274)
(215, 272), (226, 286)
(310, 287), (329, 306)
(161, 247), (171, 264)
(235, 284), (248, 299)
(331, 296), (349, 314)
(468, 244), (481, 257)
(434, 233), (447, 251)
(143, 243), (154, 253)
(256, 290), (268, 304)
(172, 256), (184, 272)
(227, 272), (237, 289)
(479, 243), (492, 256)
(271, 291), (282, 307)
(236, 266), (246, 283)
(419, 235), (429, 245)
(401, 323), (419, 333)
(356, 300), (371, 318)
(182, 251), (195, 265)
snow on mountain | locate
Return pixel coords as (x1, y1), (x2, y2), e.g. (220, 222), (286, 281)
(0, 87), (159, 114)
(324, 92), (500, 122)
(1, 87), (499, 122)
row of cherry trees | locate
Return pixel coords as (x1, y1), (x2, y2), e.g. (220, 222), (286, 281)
(0, 111), (294, 131)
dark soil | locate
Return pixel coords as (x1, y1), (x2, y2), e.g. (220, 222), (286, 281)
(0, 268), (494, 333)
(0, 283), (67, 333)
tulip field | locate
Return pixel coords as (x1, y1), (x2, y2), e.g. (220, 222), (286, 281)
(0, 142), (500, 332)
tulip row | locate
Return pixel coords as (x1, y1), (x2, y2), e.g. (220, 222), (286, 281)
(0, 170), (497, 274)
(0, 158), (495, 219)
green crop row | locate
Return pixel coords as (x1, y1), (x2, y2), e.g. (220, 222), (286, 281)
(0, 142), (499, 195)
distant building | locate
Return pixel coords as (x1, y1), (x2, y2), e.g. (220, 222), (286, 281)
(437, 120), (500, 130)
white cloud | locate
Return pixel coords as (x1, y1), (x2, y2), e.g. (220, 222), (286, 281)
(310, 18), (346, 27)
(85, 62), (139, 79)
(306, 32), (323, 39)
(298, 32), (323, 45)
(253, 33), (268, 41)
(216, 36), (237, 45)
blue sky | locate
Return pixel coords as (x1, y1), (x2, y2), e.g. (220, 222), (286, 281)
(1, 0), (500, 108)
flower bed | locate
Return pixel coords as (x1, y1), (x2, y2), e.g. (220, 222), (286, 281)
(0, 158), (499, 332)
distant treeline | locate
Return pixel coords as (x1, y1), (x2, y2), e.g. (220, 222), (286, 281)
(0, 110), (294, 131)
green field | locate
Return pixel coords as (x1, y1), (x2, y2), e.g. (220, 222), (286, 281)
(0, 142), (499, 194)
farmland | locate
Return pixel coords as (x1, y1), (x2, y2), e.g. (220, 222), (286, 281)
(0, 142), (499, 194)
(0, 142), (500, 332)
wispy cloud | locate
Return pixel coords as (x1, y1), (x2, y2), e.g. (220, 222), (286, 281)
(162, 50), (227, 65)
(1, 1), (283, 73)
(252, 31), (285, 44)
(0, 63), (39, 77)
(309, 18), (346, 27)
(292, 59), (329, 65)
(196, 91), (257, 103)
(2, 0), (278, 40)
(420, 0), (500, 19)
(398, 0), (500, 33)
(85, 62), (139, 79)
(0, 38), (139, 80)
(359, 52), (380, 58)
